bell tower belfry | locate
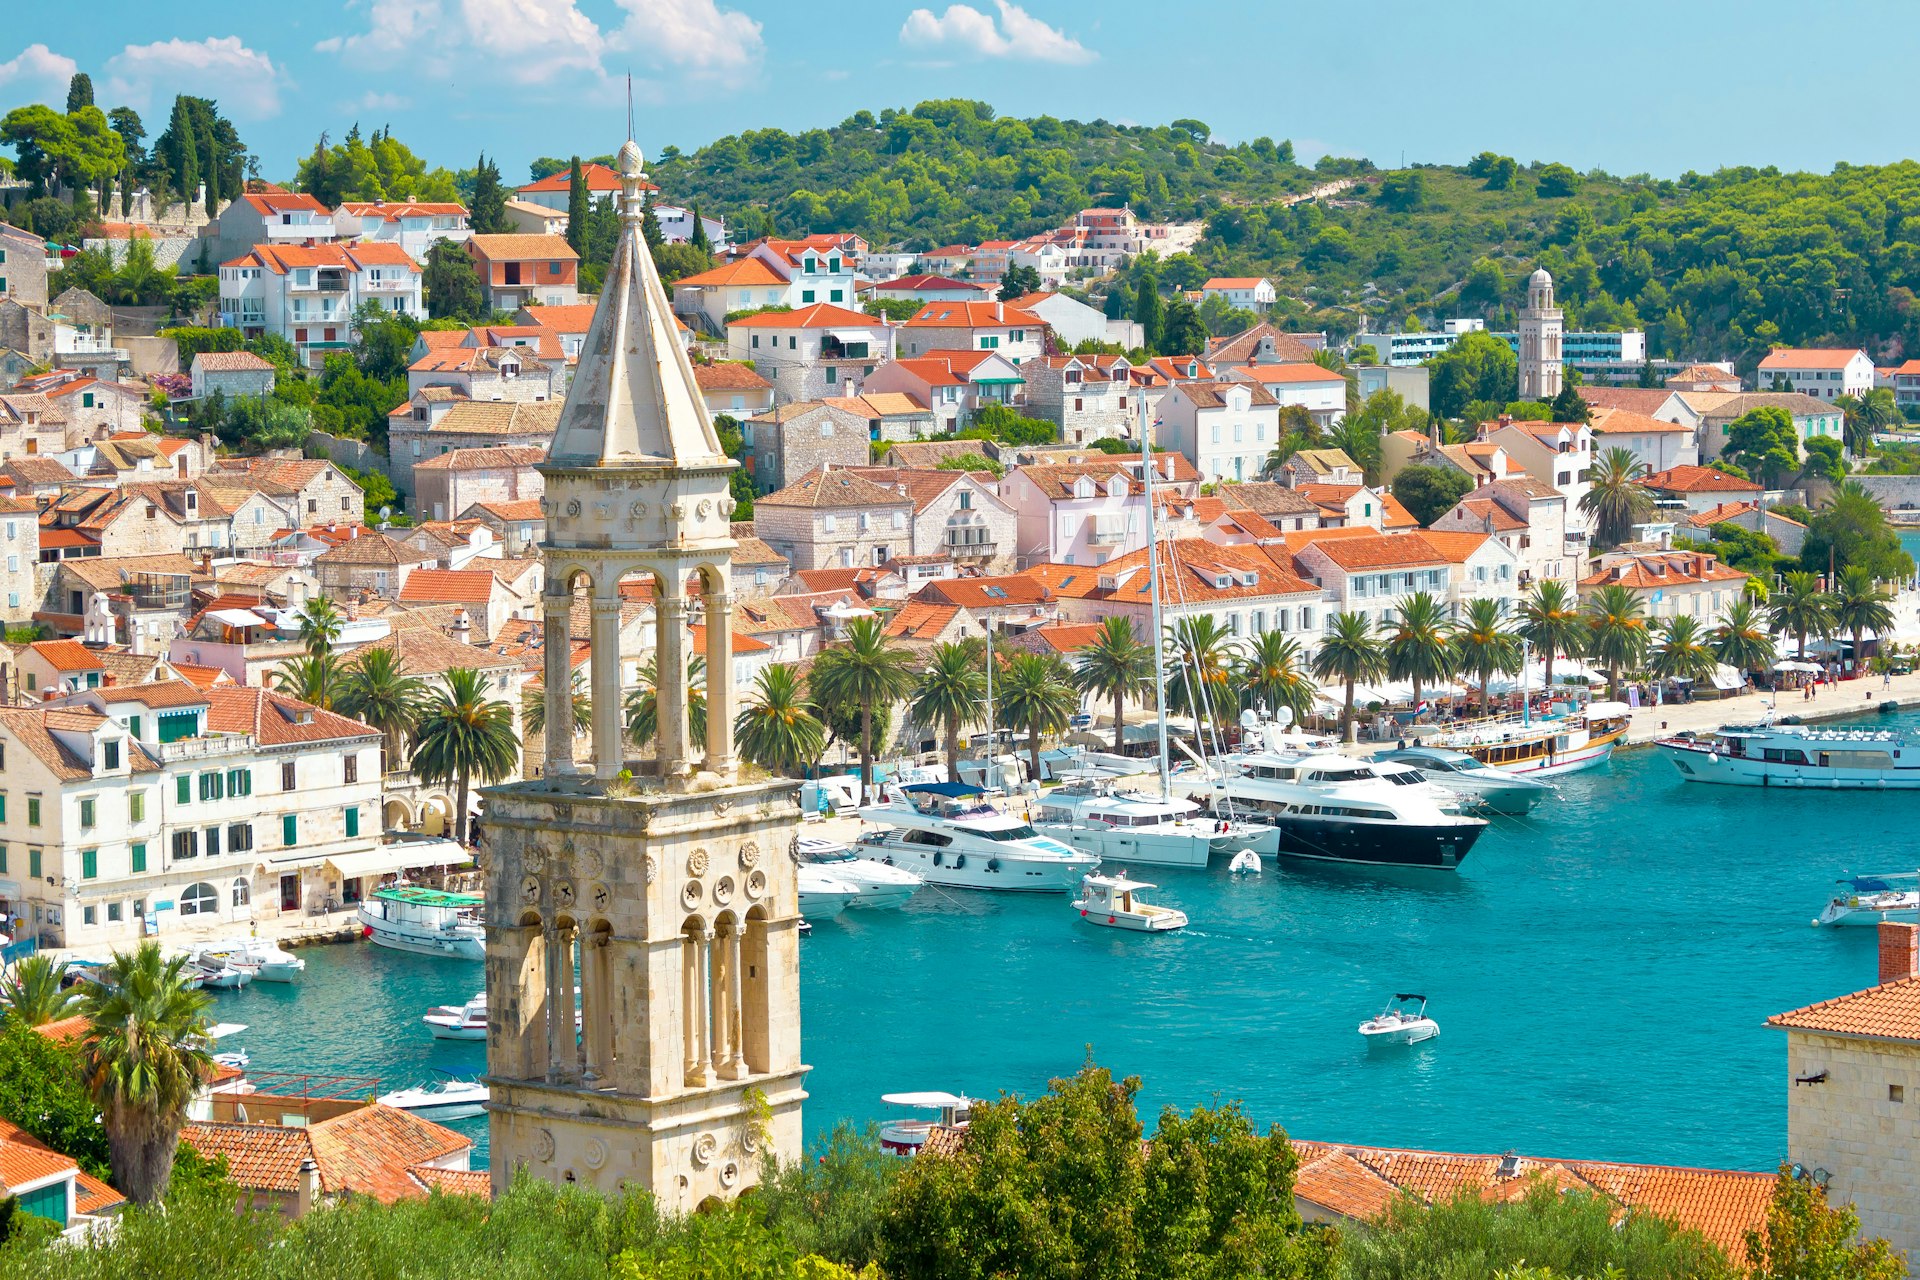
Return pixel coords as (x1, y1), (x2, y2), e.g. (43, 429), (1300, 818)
(481, 138), (807, 1212)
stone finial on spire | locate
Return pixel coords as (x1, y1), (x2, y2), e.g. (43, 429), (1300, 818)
(617, 139), (646, 221)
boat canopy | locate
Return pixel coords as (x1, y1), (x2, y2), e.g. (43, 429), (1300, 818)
(881, 1091), (970, 1109)
(371, 885), (482, 907)
(316, 844), (463, 881)
(902, 781), (983, 798)
(1394, 993), (1426, 1002)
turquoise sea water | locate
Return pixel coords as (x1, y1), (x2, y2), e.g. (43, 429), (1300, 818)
(219, 716), (1920, 1172)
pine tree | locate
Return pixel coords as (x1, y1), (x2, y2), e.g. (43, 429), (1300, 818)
(65, 73), (94, 113)
(469, 153), (507, 233)
(564, 157), (588, 256)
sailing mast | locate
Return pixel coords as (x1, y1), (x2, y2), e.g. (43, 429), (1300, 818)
(1141, 423), (1172, 798)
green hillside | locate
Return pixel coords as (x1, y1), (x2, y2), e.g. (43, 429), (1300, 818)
(650, 101), (1920, 367)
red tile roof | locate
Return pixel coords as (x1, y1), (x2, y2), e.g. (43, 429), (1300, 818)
(1643, 465), (1763, 494)
(905, 301), (1042, 329)
(28, 639), (106, 671)
(1588, 405), (1692, 435)
(727, 302), (878, 330)
(398, 568), (501, 604)
(882, 600), (962, 640)
(675, 258), (787, 289)
(1757, 348), (1865, 370)
(203, 687), (381, 746)
(515, 161), (655, 195)
(692, 361), (772, 391)
(1768, 976), (1920, 1042)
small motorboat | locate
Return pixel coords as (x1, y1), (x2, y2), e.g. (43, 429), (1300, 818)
(878, 1091), (972, 1156)
(1816, 874), (1920, 927)
(1228, 849), (1262, 875)
(798, 864), (860, 920)
(422, 992), (488, 1041)
(378, 1076), (490, 1121)
(192, 957), (254, 990)
(193, 939), (304, 982)
(1070, 872), (1188, 933)
(795, 837), (925, 909)
(193, 1021), (249, 1068)
(1359, 994), (1439, 1046)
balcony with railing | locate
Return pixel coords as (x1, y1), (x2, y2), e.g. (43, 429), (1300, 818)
(154, 733), (254, 763)
(264, 218), (337, 241)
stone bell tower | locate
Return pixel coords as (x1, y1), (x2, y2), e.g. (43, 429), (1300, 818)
(1518, 266), (1564, 402)
(481, 137), (807, 1211)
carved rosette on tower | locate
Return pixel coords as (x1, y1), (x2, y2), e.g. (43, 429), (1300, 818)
(482, 137), (805, 1215)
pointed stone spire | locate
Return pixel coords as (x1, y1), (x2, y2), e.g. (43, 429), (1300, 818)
(546, 140), (726, 468)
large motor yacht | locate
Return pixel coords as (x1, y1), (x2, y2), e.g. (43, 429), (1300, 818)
(1191, 750), (1487, 871)
(1374, 746), (1556, 815)
(1032, 776), (1253, 869)
(795, 836), (925, 909)
(1658, 720), (1920, 788)
(857, 782), (1099, 892)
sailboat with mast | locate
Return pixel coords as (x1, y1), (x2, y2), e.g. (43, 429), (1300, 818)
(1032, 434), (1254, 869)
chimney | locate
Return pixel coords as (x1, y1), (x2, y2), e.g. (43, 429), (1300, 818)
(296, 1156), (320, 1217)
(451, 607), (472, 645)
(1880, 921), (1919, 984)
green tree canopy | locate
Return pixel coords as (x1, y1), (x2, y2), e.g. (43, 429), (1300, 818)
(1390, 463), (1473, 526)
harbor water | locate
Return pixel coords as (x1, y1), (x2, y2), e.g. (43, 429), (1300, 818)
(221, 713), (1919, 1172)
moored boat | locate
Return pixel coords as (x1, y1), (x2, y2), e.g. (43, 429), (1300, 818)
(797, 865), (861, 920)
(192, 938), (305, 982)
(1815, 874), (1920, 927)
(359, 886), (486, 961)
(794, 837), (924, 909)
(378, 1077), (489, 1120)
(1359, 994), (1439, 1045)
(1374, 746), (1556, 815)
(857, 783), (1099, 892)
(1425, 702), (1629, 777)
(1659, 721), (1920, 788)
(877, 1091), (972, 1155)
(1034, 777), (1252, 869)
(422, 992), (488, 1040)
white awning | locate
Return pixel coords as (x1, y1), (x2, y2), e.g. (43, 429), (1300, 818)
(1709, 664), (1745, 691)
(207, 607), (270, 627)
(827, 329), (875, 344)
(286, 843), (467, 878)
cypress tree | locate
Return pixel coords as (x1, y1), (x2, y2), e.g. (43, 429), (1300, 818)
(166, 98), (198, 209)
(641, 196), (662, 250)
(65, 73), (93, 113)
(564, 157), (588, 255)
(689, 202), (711, 254)
(469, 153), (507, 234)
(1132, 264), (1162, 353)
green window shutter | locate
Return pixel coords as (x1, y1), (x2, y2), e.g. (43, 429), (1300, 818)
(177, 776), (191, 805)
(345, 807), (359, 838)
(28, 848), (40, 879)
(26, 798), (39, 826)
(79, 799), (94, 828)
(16, 1179), (66, 1226)
(0, 794), (7, 823)
(282, 815), (297, 846)
(131, 842), (146, 873)
(130, 792), (143, 823)
(128, 716), (141, 739)
(81, 849), (97, 879)
(0, 846), (7, 874)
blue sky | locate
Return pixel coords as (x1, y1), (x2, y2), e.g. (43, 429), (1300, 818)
(2, 0), (1915, 186)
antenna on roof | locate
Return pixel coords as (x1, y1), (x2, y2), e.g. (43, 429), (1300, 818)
(626, 73), (634, 142)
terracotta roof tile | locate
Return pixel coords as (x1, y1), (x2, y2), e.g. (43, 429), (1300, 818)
(411, 445), (546, 472)
(1299, 532), (1450, 571)
(467, 233), (578, 262)
(1588, 405), (1692, 435)
(1757, 348), (1865, 371)
(759, 468), (914, 510)
(692, 362), (772, 391)
(181, 1122), (319, 1194)
(398, 568), (502, 604)
(1643, 465), (1763, 495)
(882, 601), (961, 640)
(203, 687), (381, 747)
(1768, 976), (1920, 1041)
(28, 639), (105, 671)
(306, 1104), (473, 1204)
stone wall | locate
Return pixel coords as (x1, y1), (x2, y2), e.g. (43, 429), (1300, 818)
(1851, 476), (1920, 513)
(305, 431), (383, 474)
(1786, 1029), (1920, 1262)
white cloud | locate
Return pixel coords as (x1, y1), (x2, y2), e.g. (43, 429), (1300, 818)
(0, 44), (79, 101)
(610, 0), (764, 74)
(460, 0), (606, 82)
(355, 90), (414, 111)
(316, 0), (443, 56)
(900, 0), (1094, 64)
(105, 37), (284, 117)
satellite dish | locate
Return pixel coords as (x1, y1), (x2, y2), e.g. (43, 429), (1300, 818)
(1273, 707), (1295, 728)
(1239, 708), (1259, 730)
(378, 506), (392, 521)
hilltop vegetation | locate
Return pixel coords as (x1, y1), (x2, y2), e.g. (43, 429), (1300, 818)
(651, 101), (1920, 367)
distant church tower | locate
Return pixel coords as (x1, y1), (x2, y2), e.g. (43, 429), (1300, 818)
(1518, 266), (1564, 401)
(481, 137), (807, 1212)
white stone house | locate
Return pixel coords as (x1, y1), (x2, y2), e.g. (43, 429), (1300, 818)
(1429, 477), (1575, 589)
(1201, 277), (1276, 309)
(1022, 354), (1136, 445)
(753, 468), (917, 571)
(1291, 532), (1456, 632)
(726, 304), (894, 403)
(1004, 290), (1144, 350)
(1225, 363), (1347, 429)
(1158, 380), (1282, 484)
(899, 300), (1046, 366)
(1481, 419), (1594, 532)
(218, 241), (424, 366)
(862, 351), (1026, 434)
(998, 454), (1201, 567)
(190, 351), (276, 401)
(1577, 547), (1749, 626)
(1756, 347), (1875, 402)
(332, 201), (471, 261)
(843, 466), (1019, 575)
(1587, 405), (1697, 473)
(203, 192), (338, 266)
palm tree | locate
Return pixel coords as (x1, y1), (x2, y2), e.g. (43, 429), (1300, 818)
(0, 955), (77, 1026)
(1583, 584), (1651, 693)
(410, 667), (519, 845)
(1580, 447), (1654, 548)
(521, 669), (591, 738)
(1712, 597), (1777, 681)
(1311, 611), (1386, 744)
(1833, 565), (1896, 674)
(1070, 617), (1154, 753)
(1165, 615), (1238, 739)
(1649, 616), (1720, 687)
(1837, 388), (1897, 456)
(77, 943), (214, 1204)
(1452, 598), (1523, 713)
(1384, 591), (1456, 715)
(1770, 570), (1836, 660)
(625, 656), (708, 748)
(336, 646), (427, 771)
(1239, 630), (1317, 727)
(994, 652), (1077, 782)
(271, 653), (342, 710)
(1517, 580), (1588, 693)
(734, 664), (826, 777)
(912, 641), (988, 776)
(810, 617), (917, 804)
(297, 595), (345, 709)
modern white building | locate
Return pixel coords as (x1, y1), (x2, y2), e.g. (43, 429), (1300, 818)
(332, 202), (471, 261)
(1756, 348), (1875, 402)
(1225, 363), (1348, 428)
(1201, 277), (1276, 309)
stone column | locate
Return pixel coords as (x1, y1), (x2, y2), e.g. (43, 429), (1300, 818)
(590, 594), (625, 783)
(555, 926), (581, 1082)
(703, 590), (736, 776)
(656, 594), (691, 780)
(579, 929), (604, 1080)
(727, 925), (747, 1078)
(542, 590), (577, 778)
(694, 927), (715, 1084)
(709, 928), (731, 1078)
(543, 922), (564, 1081)
(681, 931), (700, 1087)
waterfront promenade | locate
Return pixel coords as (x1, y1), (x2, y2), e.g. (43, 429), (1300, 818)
(1617, 671), (1920, 745)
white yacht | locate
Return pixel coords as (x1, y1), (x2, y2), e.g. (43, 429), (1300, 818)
(1034, 777), (1251, 869)
(378, 1077), (489, 1120)
(857, 783), (1099, 892)
(422, 992), (488, 1041)
(878, 1091), (972, 1156)
(1815, 874), (1920, 927)
(1425, 702), (1630, 777)
(795, 836), (924, 909)
(1659, 720), (1920, 788)
(1192, 749), (1486, 871)
(359, 886), (486, 961)
(1375, 746), (1556, 815)
(797, 864), (861, 920)
(1071, 872), (1188, 932)
(191, 938), (305, 982)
